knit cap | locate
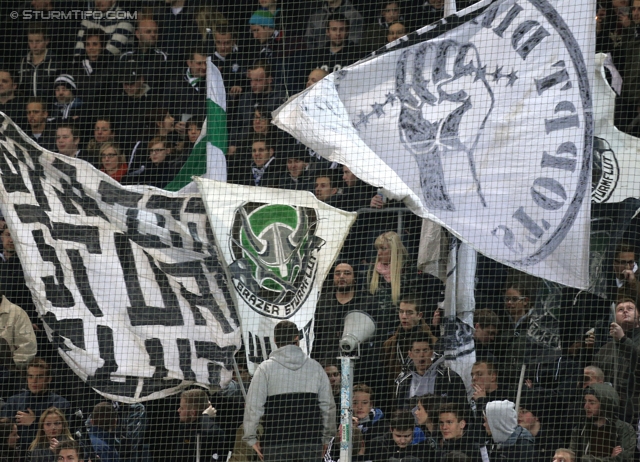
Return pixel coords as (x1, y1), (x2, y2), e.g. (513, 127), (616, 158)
(249, 10), (275, 28)
(54, 74), (77, 91)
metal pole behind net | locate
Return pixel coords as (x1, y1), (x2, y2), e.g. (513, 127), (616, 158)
(339, 355), (354, 462)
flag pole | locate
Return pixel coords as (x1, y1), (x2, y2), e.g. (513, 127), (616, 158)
(232, 356), (247, 400)
(515, 364), (527, 411)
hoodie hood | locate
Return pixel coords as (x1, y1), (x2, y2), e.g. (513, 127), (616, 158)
(584, 383), (619, 420)
(269, 344), (309, 371)
(486, 400), (518, 444)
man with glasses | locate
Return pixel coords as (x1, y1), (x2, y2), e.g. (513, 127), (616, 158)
(1, 357), (70, 451)
(593, 296), (640, 423)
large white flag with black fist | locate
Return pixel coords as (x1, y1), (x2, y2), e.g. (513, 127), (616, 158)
(0, 114), (241, 403)
(274, 0), (594, 289)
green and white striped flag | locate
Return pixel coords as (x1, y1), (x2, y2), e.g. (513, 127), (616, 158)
(165, 57), (227, 192)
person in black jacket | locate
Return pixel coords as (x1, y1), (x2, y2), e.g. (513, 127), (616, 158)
(123, 136), (181, 188)
(169, 48), (208, 130)
(308, 13), (360, 74)
(314, 170), (341, 206)
(367, 410), (426, 462)
(470, 361), (514, 415)
(517, 394), (569, 462)
(211, 27), (245, 111)
(0, 358), (70, 452)
(169, 389), (225, 462)
(119, 18), (170, 93)
(238, 134), (286, 188)
(25, 97), (56, 151)
(17, 24), (61, 104)
(278, 144), (315, 192)
(395, 332), (469, 411)
(437, 403), (481, 462)
(334, 165), (377, 212)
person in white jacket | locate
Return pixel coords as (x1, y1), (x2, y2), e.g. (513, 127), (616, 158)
(0, 295), (36, 368)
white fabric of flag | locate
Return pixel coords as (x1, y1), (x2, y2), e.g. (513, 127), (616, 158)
(166, 57), (228, 193)
(274, 0), (594, 289)
(592, 53), (640, 204)
(195, 179), (355, 373)
(0, 115), (241, 402)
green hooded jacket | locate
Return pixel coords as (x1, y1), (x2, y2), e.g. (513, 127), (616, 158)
(569, 383), (636, 462)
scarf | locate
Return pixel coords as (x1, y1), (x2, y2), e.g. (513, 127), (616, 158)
(102, 163), (129, 183)
(252, 157), (275, 185)
(54, 98), (82, 119)
(186, 69), (202, 89)
(375, 261), (392, 282)
(82, 59), (94, 75)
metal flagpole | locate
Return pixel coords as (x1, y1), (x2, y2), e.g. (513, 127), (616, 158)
(339, 354), (355, 462)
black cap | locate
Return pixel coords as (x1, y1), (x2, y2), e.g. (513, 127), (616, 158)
(282, 141), (309, 161)
(118, 62), (144, 84)
(519, 391), (555, 422)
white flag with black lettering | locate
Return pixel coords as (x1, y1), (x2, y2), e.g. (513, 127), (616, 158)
(195, 179), (355, 373)
(274, 0), (594, 289)
(0, 114), (241, 403)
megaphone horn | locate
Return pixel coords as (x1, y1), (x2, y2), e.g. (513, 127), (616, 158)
(339, 311), (376, 353)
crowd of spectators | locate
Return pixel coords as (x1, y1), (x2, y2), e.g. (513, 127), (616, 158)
(0, 0), (476, 196)
(0, 0), (637, 461)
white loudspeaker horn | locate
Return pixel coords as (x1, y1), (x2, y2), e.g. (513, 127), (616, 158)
(339, 311), (376, 353)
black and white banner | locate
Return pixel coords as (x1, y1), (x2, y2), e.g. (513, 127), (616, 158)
(195, 179), (355, 373)
(274, 0), (594, 289)
(0, 114), (241, 402)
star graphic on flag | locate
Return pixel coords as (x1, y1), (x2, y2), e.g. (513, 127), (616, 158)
(385, 93), (397, 105)
(355, 110), (371, 128)
(371, 103), (385, 117)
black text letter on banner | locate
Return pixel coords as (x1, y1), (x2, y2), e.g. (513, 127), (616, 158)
(114, 233), (184, 326)
(33, 229), (74, 307)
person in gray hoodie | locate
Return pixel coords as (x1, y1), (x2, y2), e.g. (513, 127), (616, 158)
(569, 383), (636, 462)
(482, 400), (536, 462)
(242, 321), (336, 462)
